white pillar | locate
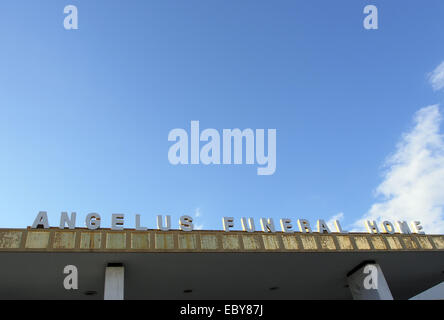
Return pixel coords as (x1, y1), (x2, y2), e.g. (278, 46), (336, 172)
(347, 263), (393, 300)
(104, 265), (125, 300)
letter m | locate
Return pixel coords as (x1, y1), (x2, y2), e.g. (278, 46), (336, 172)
(223, 129), (254, 164)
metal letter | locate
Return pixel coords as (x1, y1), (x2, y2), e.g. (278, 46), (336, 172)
(411, 221), (425, 234)
(396, 221), (411, 234)
(365, 220), (380, 234)
(317, 219), (331, 233)
(280, 218), (294, 233)
(241, 217), (255, 232)
(32, 211), (49, 229)
(135, 214), (147, 231)
(334, 220), (347, 233)
(223, 217), (235, 232)
(297, 219), (311, 233)
(179, 215), (194, 232)
(381, 221), (395, 234)
(260, 218), (275, 233)
(59, 212), (76, 230)
(111, 214), (124, 231)
(157, 215), (171, 231)
(85, 213), (101, 230)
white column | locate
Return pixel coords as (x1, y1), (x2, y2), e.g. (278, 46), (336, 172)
(347, 263), (393, 300)
(104, 266), (125, 300)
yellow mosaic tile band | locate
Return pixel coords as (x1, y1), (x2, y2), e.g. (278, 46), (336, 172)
(0, 228), (443, 252)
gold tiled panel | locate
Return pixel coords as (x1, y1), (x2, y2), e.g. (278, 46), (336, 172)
(106, 232), (126, 249)
(25, 231), (50, 249)
(178, 234), (197, 249)
(432, 236), (444, 249)
(155, 233), (174, 249)
(402, 236), (419, 249)
(200, 235), (218, 249)
(131, 233), (150, 249)
(262, 235), (280, 250)
(242, 235), (261, 250)
(319, 236), (336, 250)
(416, 236), (433, 249)
(282, 235), (299, 250)
(0, 231), (22, 249)
(222, 235), (240, 249)
(336, 235), (354, 250)
(386, 236), (403, 250)
(80, 232), (102, 249)
(354, 236), (371, 250)
(300, 235), (318, 250)
(371, 236), (387, 250)
(53, 232), (76, 249)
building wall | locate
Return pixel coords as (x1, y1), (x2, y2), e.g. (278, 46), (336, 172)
(0, 228), (443, 253)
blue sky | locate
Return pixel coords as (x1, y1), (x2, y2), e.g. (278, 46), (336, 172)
(1, 1), (444, 232)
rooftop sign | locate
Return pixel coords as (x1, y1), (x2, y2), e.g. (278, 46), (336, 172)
(30, 211), (425, 235)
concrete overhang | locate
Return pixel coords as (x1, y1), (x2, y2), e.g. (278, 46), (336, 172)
(0, 228), (443, 299)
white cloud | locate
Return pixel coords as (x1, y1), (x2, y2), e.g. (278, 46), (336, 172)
(194, 207), (204, 229)
(428, 61), (444, 92)
(195, 224), (204, 230)
(353, 105), (444, 234)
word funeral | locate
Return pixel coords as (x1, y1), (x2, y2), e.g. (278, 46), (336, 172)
(31, 211), (426, 235)
(168, 121), (276, 175)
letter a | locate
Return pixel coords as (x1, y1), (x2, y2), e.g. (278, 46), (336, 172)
(32, 211), (49, 229)
(64, 5), (79, 30)
(363, 5), (378, 30)
(363, 265), (378, 290)
(168, 129), (189, 164)
(63, 265), (78, 290)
